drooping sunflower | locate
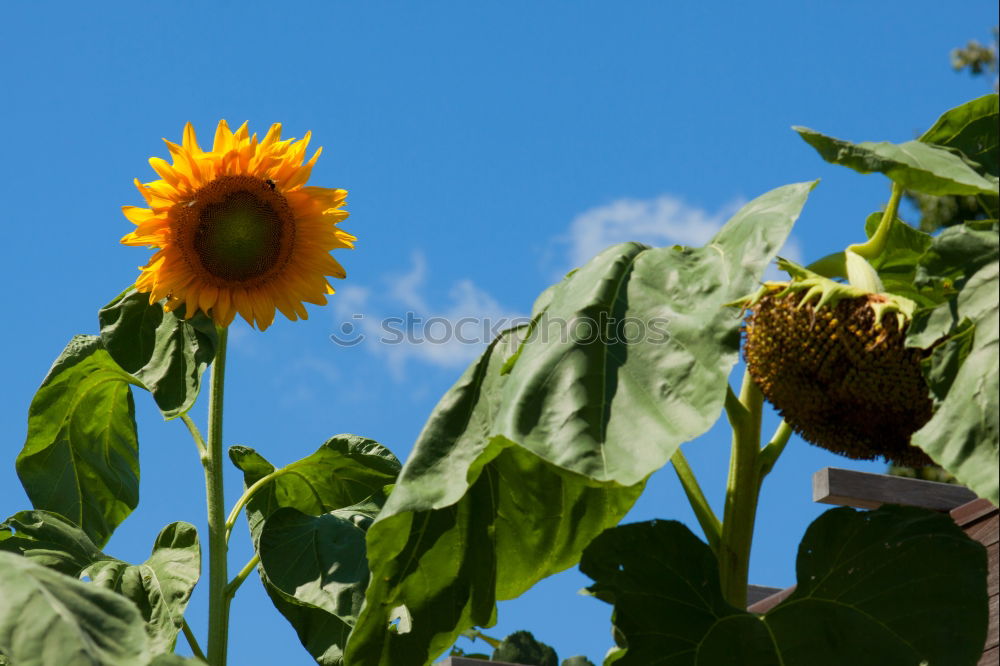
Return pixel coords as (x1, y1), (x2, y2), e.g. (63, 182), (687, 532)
(121, 120), (354, 330)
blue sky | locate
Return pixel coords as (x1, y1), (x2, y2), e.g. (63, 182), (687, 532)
(1, 2), (996, 663)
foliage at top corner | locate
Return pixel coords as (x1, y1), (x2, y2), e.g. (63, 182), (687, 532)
(794, 93), (999, 199)
(345, 181), (815, 666)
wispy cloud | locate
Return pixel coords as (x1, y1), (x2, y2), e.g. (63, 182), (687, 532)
(561, 195), (744, 271)
(334, 193), (802, 378)
(558, 193), (802, 279)
(332, 251), (526, 378)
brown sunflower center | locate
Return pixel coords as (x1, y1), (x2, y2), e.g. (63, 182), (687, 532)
(174, 175), (295, 284)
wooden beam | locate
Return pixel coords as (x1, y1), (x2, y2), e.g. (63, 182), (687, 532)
(813, 467), (978, 511)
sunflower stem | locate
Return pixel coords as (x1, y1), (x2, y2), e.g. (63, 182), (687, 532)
(225, 553), (260, 600)
(718, 369), (764, 609)
(203, 326), (230, 666)
(848, 182), (903, 261)
(181, 413), (208, 460)
(224, 467), (292, 542)
(670, 448), (722, 554)
(181, 619), (207, 662)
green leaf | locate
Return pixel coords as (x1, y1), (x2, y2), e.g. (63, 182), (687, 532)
(919, 93), (998, 177)
(347, 182), (815, 666)
(580, 506), (989, 665)
(913, 221), (999, 294)
(229, 436), (398, 666)
(0, 550), (151, 665)
(795, 126), (999, 196)
(907, 259), (999, 505)
(262, 586), (354, 666)
(99, 287), (218, 419)
(0, 510), (200, 655)
(491, 631), (558, 666)
(256, 503), (378, 666)
(861, 213), (940, 305)
(228, 434), (400, 543)
(15, 335), (141, 548)
(85, 522), (201, 654)
(495, 181), (816, 487)
(0, 509), (106, 576)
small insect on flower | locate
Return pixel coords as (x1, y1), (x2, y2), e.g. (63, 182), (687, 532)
(121, 120), (354, 331)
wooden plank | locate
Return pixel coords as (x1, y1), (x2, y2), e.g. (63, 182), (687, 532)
(987, 594), (999, 651)
(746, 585), (796, 614)
(747, 584), (784, 606)
(953, 498), (998, 526)
(813, 467), (978, 511)
(980, 645), (998, 666)
(964, 513), (1000, 548)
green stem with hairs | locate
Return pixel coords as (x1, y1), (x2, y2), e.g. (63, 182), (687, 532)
(203, 326), (230, 666)
(756, 420), (793, 486)
(181, 619), (207, 662)
(849, 182), (904, 260)
(225, 554), (260, 600)
(181, 414), (207, 459)
(224, 467), (293, 542)
(671, 448), (722, 553)
(718, 371), (765, 609)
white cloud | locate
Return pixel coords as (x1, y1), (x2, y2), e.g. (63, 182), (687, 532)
(333, 251), (526, 378)
(336, 195), (803, 379)
(562, 195), (744, 270)
(560, 193), (802, 281)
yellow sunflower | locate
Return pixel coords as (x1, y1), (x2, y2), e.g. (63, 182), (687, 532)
(121, 120), (354, 331)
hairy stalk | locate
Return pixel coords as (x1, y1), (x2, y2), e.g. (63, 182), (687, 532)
(181, 619), (207, 662)
(181, 414), (208, 459)
(224, 467), (292, 542)
(670, 448), (722, 553)
(718, 370), (764, 609)
(225, 554), (260, 600)
(203, 326), (230, 666)
(756, 420), (793, 486)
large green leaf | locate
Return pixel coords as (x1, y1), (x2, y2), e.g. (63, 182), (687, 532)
(85, 522), (201, 654)
(580, 506), (988, 665)
(229, 434), (400, 542)
(99, 287), (218, 419)
(347, 182), (815, 666)
(795, 126), (999, 196)
(257, 502), (379, 666)
(0, 511), (200, 655)
(229, 436), (398, 665)
(919, 93), (999, 177)
(908, 259), (999, 505)
(0, 550), (151, 665)
(16, 335), (141, 548)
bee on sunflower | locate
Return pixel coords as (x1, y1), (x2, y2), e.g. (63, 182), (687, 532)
(121, 120), (354, 330)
